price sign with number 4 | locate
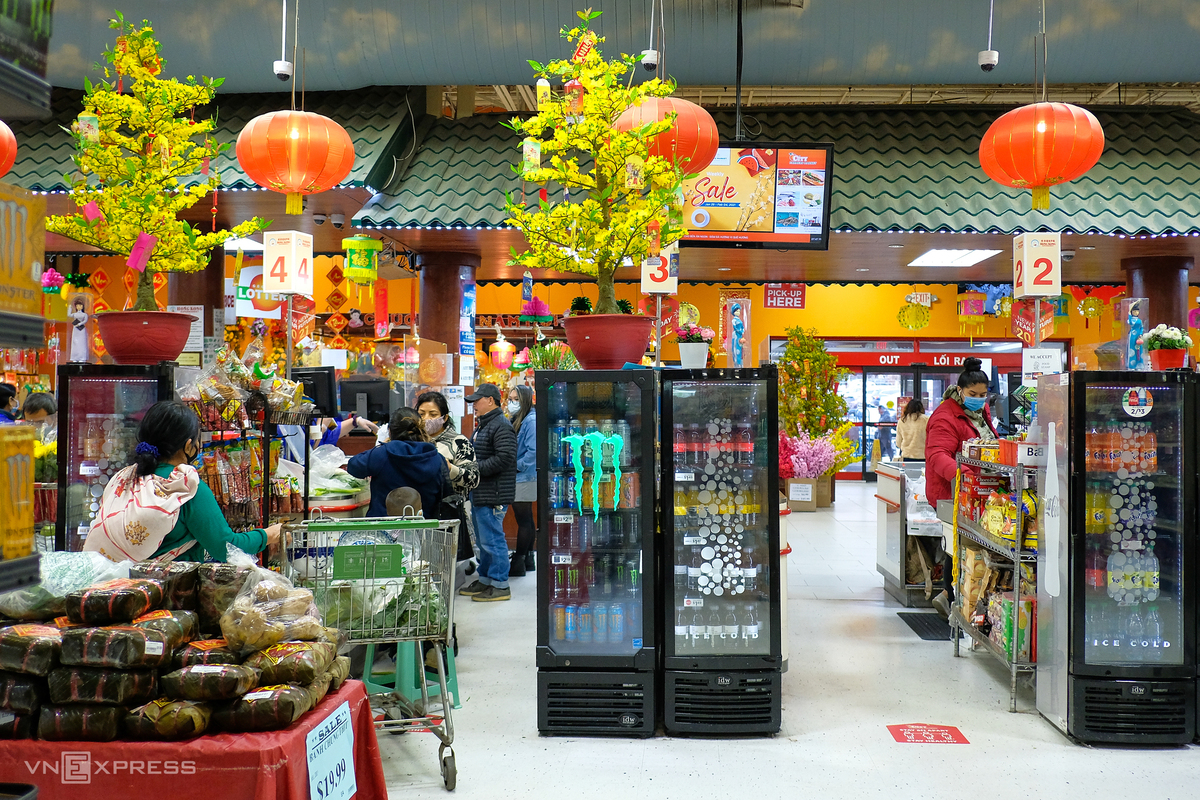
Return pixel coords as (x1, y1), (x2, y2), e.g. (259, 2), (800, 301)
(306, 700), (356, 800)
(263, 231), (314, 296)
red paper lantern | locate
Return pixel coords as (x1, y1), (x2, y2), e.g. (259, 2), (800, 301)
(614, 97), (719, 174)
(979, 102), (1104, 210)
(236, 110), (356, 214)
(0, 119), (16, 179)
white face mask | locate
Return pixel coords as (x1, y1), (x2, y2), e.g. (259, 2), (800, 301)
(507, 401), (522, 415)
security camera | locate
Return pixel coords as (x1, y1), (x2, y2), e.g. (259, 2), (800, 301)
(273, 60), (293, 81)
(331, 213), (345, 229)
(978, 50), (998, 72)
(1061, 249), (1075, 262)
(640, 49), (659, 72)
(313, 214), (327, 225)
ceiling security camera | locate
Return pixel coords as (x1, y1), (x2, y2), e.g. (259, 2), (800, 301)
(1061, 249), (1075, 262)
(273, 60), (293, 81)
(640, 49), (659, 72)
(313, 214), (327, 225)
(331, 213), (345, 230)
(978, 50), (998, 72)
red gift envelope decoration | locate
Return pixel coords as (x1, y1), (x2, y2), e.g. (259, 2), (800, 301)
(330, 334), (350, 349)
(126, 232), (158, 272)
(81, 201), (105, 225)
(328, 262), (344, 286)
(91, 298), (112, 314)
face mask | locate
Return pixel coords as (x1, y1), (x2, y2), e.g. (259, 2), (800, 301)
(424, 416), (446, 436)
(962, 396), (987, 412)
(507, 401), (521, 415)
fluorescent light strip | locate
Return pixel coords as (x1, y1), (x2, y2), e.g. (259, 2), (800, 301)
(907, 249), (1002, 268)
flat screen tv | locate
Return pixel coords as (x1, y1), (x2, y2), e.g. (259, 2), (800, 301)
(679, 142), (834, 251)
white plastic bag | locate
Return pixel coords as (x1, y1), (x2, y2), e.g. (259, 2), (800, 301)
(0, 551), (130, 620)
(310, 444), (367, 496)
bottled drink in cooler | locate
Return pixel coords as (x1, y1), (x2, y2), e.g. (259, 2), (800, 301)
(672, 423), (688, 463)
(742, 547), (758, 592)
(688, 606), (704, 648)
(1084, 422), (1097, 472)
(83, 415), (102, 460)
(600, 420), (615, 468)
(1146, 606), (1164, 661)
(1125, 607), (1144, 647)
(705, 606), (721, 647)
(736, 422), (754, 465)
(1142, 423), (1157, 473)
(567, 419), (582, 466)
(741, 604), (760, 646)
(1125, 551), (1145, 603)
(1142, 544), (1160, 601)
(626, 514), (640, 546)
(688, 548), (703, 590)
(1085, 541), (1106, 591)
(583, 420), (599, 468)
(723, 605), (740, 644)
(675, 607), (689, 650)
(552, 602), (566, 640)
(615, 420), (632, 467)
(674, 545), (688, 589)
(565, 604), (579, 641)
(687, 423), (704, 467)
(550, 424), (566, 470)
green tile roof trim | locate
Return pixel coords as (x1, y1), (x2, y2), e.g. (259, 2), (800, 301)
(354, 105), (1200, 236)
(354, 114), (521, 229)
(6, 86), (416, 193)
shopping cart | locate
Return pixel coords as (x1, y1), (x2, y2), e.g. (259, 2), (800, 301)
(290, 514), (460, 791)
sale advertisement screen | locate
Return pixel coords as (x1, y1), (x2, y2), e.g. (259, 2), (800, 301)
(681, 142), (833, 250)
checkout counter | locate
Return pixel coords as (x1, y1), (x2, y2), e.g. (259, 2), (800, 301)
(875, 460), (944, 607)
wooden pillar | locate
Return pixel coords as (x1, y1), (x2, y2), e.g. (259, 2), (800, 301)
(1122, 256), (1192, 332)
(167, 249), (225, 336)
(417, 252), (480, 357)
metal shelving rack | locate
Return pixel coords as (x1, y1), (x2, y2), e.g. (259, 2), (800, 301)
(951, 455), (1039, 712)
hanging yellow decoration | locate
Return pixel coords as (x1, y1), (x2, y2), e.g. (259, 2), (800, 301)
(997, 296), (1013, 319)
(897, 302), (930, 331)
(1079, 297), (1104, 328)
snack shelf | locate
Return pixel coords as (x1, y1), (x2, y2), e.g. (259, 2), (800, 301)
(959, 456), (1038, 487)
(956, 516), (1037, 564)
(0, 554), (40, 594)
(951, 606), (1036, 673)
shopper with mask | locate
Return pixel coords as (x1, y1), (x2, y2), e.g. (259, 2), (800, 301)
(924, 357), (996, 618)
(0, 383), (18, 424)
(460, 383), (517, 602)
(507, 384), (537, 576)
(346, 407), (447, 518)
(86, 400), (282, 562)
(416, 391), (480, 562)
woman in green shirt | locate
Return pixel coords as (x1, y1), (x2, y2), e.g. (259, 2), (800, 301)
(87, 401), (281, 562)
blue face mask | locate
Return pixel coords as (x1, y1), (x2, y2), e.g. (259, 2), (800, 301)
(962, 395), (987, 412)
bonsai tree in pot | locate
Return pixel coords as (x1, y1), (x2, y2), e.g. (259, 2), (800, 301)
(46, 14), (266, 363)
(504, 9), (690, 369)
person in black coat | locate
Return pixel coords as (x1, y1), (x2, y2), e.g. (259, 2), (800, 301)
(459, 383), (518, 602)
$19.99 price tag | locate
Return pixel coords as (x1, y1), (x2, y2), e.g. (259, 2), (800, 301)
(306, 701), (356, 800)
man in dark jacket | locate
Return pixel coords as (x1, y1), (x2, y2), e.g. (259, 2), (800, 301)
(460, 383), (518, 602)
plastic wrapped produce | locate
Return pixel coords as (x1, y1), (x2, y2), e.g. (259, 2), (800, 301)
(60, 625), (177, 670)
(125, 698), (211, 740)
(243, 641), (336, 685)
(173, 638), (241, 669)
(303, 671), (333, 711)
(130, 561), (201, 611)
(197, 562), (252, 632)
(132, 609), (198, 646)
(47, 666), (158, 706)
(0, 624), (63, 676)
(282, 615), (324, 642)
(38, 704), (122, 741)
(65, 578), (164, 625)
(211, 684), (310, 732)
(0, 708), (36, 738)
(219, 565), (318, 656)
(161, 664), (259, 701)
(327, 655), (350, 691)
(0, 670), (46, 714)
(0, 552), (129, 620)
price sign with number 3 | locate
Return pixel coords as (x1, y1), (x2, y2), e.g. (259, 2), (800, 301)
(306, 700), (356, 800)
(263, 231), (315, 296)
(641, 244), (679, 294)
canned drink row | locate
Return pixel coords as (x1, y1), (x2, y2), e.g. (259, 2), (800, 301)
(551, 554), (642, 601)
(551, 600), (642, 644)
(548, 419), (636, 471)
(548, 469), (640, 510)
(548, 512), (642, 551)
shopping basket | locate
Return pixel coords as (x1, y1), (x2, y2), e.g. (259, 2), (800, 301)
(290, 514), (460, 790)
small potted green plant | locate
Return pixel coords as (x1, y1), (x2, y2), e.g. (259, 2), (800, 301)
(674, 324), (715, 369)
(1143, 324), (1194, 370)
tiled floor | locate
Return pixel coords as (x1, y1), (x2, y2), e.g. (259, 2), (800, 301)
(378, 481), (1199, 798)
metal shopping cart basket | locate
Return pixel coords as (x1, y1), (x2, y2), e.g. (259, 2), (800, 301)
(290, 514), (460, 790)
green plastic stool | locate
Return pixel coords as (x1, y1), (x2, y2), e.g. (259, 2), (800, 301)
(363, 640), (460, 709)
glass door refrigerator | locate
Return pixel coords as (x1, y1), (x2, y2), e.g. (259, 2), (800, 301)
(56, 364), (177, 551)
(534, 370), (658, 737)
(660, 367), (782, 735)
(1036, 370), (1196, 744)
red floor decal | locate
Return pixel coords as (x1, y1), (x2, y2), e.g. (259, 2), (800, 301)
(887, 723), (970, 744)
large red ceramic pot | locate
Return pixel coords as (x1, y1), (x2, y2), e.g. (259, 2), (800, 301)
(562, 314), (654, 370)
(96, 311), (198, 365)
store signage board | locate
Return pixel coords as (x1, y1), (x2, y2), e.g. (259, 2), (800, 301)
(1021, 347), (1060, 384)
(1012, 299), (1055, 346)
(641, 247), (679, 294)
(1012, 233), (1061, 298)
(234, 265), (284, 320)
(459, 355), (475, 387)
(764, 283), (806, 309)
(306, 700), (357, 800)
(887, 723), (969, 744)
(167, 304), (205, 352)
(262, 231), (314, 296)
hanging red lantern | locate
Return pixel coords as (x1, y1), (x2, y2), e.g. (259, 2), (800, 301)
(235, 110), (356, 214)
(979, 102), (1104, 210)
(614, 97), (720, 174)
(0, 119), (16, 179)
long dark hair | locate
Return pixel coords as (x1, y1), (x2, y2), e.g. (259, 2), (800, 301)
(510, 385), (534, 434)
(0, 383), (15, 411)
(133, 401), (200, 478)
(901, 398), (925, 421)
(957, 357), (990, 390)
(414, 390), (455, 430)
(388, 407), (427, 442)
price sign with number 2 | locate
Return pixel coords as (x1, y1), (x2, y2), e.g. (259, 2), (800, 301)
(1013, 232), (1061, 299)
(263, 231), (315, 296)
(306, 700), (356, 800)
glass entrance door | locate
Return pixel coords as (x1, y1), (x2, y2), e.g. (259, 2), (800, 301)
(862, 369), (915, 478)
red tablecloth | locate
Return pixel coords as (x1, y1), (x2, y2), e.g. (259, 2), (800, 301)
(0, 680), (388, 800)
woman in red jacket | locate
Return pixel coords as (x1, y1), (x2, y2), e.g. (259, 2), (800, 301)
(924, 357), (996, 618)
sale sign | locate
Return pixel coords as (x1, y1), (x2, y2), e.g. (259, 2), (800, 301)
(262, 231), (314, 296)
(1013, 232), (1061, 298)
(764, 283), (806, 309)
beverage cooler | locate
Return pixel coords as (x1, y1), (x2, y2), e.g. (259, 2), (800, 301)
(1036, 370), (1197, 744)
(56, 364), (177, 551)
(660, 367), (782, 735)
(534, 370), (658, 737)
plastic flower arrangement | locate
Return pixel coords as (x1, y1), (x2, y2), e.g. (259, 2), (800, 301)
(1142, 324), (1194, 351)
(674, 324), (716, 344)
(46, 14), (267, 312)
(779, 431), (837, 479)
(519, 296), (554, 324)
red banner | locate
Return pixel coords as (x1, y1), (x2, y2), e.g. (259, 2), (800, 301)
(887, 723), (970, 744)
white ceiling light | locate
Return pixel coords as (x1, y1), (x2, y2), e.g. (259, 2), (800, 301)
(907, 248), (1002, 267)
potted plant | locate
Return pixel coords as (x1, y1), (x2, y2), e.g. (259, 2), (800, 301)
(504, 9), (688, 369)
(46, 15), (267, 364)
(674, 324), (715, 369)
(1143, 324), (1194, 370)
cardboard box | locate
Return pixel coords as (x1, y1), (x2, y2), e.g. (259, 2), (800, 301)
(815, 474), (832, 508)
(787, 478), (817, 512)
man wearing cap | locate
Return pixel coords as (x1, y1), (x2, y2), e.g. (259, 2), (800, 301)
(459, 383), (518, 602)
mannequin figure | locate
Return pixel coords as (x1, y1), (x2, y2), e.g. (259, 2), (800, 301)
(69, 298), (90, 363)
(1127, 301), (1146, 370)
